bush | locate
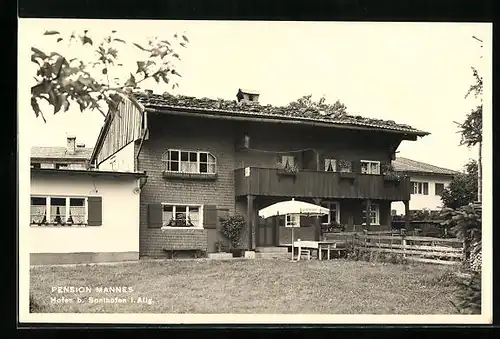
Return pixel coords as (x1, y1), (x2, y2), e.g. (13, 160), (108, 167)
(451, 272), (481, 314)
(219, 214), (247, 250)
(30, 293), (43, 313)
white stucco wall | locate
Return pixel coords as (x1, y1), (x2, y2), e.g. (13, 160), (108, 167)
(98, 141), (135, 172)
(391, 174), (453, 215)
(30, 172), (140, 254)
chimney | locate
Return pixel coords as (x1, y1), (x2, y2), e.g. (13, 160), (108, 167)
(236, 88), (260, 104)
(67, 136), (76, 155)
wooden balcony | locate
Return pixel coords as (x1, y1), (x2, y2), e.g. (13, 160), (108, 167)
(234, 167), (411, 201)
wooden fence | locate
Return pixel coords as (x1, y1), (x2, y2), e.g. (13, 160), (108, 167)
(324, 230), (465, 266)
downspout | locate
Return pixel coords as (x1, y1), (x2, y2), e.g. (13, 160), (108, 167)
(135, 111), (148, 173)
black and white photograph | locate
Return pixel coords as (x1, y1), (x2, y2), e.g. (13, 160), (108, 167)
(18, 19), (492, 324)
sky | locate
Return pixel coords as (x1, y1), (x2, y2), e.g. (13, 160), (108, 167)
(19, 20), (492, 171)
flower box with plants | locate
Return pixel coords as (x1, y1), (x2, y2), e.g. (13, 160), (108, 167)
(338, 160), (355, 179)
(276, 162), (299, 176)
(381, 163), (404, 183)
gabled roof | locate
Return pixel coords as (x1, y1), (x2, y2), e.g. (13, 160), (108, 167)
(31, 146), (93, 161)
(392, 157), (458, 176)
(133, 92), (430, 137)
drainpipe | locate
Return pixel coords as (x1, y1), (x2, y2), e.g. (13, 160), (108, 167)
(135, 111), (148, 172)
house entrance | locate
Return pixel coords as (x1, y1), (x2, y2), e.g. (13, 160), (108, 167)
(256, 216), (278, 247)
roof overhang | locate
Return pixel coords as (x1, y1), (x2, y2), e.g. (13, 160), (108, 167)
(31, 168), (147, 178)
(396, 170), (458, 177)
(145, 106), (430, 140)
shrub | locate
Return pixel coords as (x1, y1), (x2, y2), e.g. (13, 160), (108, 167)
(30, 293), (43, 313)
(219, 214), (247, 250)
(451, 272), (481, 314)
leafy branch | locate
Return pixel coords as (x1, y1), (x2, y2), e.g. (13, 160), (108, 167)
(31, 29), (189, 122)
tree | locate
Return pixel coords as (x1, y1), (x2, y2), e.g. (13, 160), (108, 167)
(286, 94), (348, 118)
(31, 29), (189, 122)
(441, 159), (478, 210)
(455, 64), (483, 203)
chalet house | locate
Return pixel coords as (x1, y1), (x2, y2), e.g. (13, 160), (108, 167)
(29, 137), (146, 265)
(89, 89), (429, 258)
(31, 136), (93, 170)
(391, 157), (458, 216)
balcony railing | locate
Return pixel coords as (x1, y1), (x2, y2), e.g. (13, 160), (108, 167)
(235, 167), (411, 201)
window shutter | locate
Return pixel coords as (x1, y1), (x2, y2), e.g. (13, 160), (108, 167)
(203, 204), (218, 229)
(148, 204), (163, 228)
(351, 160), (360, 174)
(87, 196), (102, 226)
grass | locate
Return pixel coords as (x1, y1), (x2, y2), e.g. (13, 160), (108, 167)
(30, 259), (464, 314)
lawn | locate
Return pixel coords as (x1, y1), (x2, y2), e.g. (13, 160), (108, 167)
(30, 259), (464, 314)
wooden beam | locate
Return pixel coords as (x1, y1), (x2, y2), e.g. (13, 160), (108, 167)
(404, 200), (410, 230)
(247, 195), (255, 250)
(365, 199), (371, 229)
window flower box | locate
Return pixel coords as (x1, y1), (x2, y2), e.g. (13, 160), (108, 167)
(162, 171), (218, 181)
(276, 162), (299, 176)
(339, 171), (356, 180)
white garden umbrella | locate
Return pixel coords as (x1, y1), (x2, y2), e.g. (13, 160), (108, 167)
(258, 198), (329, 260)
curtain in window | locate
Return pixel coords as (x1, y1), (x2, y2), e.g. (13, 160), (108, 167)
(324, 159), (336, 172)
(50, 198), (66, 224)
(68, 198), (85, 224)
(31, 199), (47, 224)
(189, 207), (200, 227)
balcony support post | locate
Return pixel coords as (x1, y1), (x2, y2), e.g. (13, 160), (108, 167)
(247, 195), (255, 250)
(365, 198), (371, 230)
(404, 200), (410, 231)
(313, 198), (322, 241)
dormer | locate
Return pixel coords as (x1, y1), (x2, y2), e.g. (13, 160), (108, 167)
(236, 88), (260, 104)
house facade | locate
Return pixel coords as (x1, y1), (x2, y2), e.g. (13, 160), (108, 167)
(29, 137), (146, 265)
(390, 157), (458, 215)
(89, 90), (429, 258)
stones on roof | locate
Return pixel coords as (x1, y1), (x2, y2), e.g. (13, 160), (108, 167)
(133, 92), (428, 135)
(392, 157), (458, 176)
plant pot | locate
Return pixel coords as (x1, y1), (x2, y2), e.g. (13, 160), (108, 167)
(229, 248), (245, 258)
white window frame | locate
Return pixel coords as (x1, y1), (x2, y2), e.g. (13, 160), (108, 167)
(411, 181), (429, 195)
(162, 149), (217, 174)
(321, 201), (340, 224)
(324, 158), (337, 172)
(362, 202), (380, 226)
(161, 203), (204, 229)
(360, 160), (381, 175)
(30, 196), (89, 227)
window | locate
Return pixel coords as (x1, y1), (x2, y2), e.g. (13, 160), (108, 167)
(281, 155), (295, 167)
(324, 158), (336, 172)
(361, 160), (380, 175)
(30, 196), (88, 226)
(162, 204), (202, 228)
(411, 181), (429, 195)
(55, 163), (69, 169)
(362, 202), (380, 225)
(435, 183), (445, 196)
(163, 150), (216, 174)
(285, 214), (300, 227)
(321, 201), (340, 224)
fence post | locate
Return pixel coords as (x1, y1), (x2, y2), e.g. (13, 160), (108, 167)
(401, 230), (407, 259)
